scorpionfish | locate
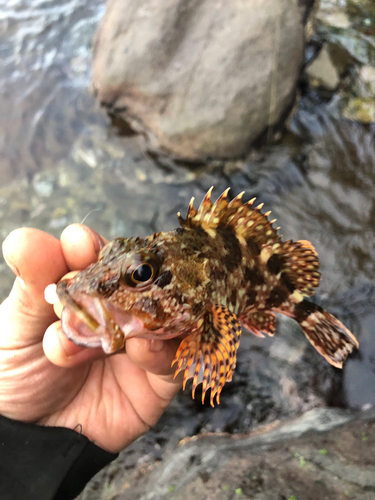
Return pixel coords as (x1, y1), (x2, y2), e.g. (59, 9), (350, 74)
(57, 188), (359, 406)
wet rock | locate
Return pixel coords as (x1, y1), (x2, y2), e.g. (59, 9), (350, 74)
(305, 45), (340, 89)
(32, 172), (56, 198)
(314, 0), (375, 66)
(306, 0), (375, 123)
(316, 2), (352, 30)
(340, 64), (375, 123)
(298, 0), (317, 25)
(359, 65), (375, 93)
(342, 96), (375, 123)
(81, 408), (375, 500)
(92, 0), (304, 161)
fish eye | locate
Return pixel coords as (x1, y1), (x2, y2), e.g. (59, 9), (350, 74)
(122, 255), (159, 289)
(132, 263), (154, 283)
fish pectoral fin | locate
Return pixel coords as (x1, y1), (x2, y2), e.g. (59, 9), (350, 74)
(241, 310), (276, 338)
(172, 304), (242, 406)
(293, 299), (359, 368)
(282, 240), (321, 296)
(261, 240), (321, 297)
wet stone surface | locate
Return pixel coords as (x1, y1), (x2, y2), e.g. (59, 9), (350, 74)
(92, 0), (303, 160)
(309, 0), (375, 122)
(79, 408), (375, 500)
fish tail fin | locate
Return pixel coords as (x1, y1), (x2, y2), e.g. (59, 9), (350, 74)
(293, 299), (358, 368)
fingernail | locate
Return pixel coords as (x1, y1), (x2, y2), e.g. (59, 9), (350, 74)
(87, 228), (105, 254)
(150, 339), (165, 352)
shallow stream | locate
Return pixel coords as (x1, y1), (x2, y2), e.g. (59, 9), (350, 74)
(0, 0), (374, 445)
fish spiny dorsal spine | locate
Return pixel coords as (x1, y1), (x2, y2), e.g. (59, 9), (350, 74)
(178, 187), (280, 248)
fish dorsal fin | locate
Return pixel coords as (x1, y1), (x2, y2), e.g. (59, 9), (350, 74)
(172, 304), (242, 406)
(178, 187), (280, 246)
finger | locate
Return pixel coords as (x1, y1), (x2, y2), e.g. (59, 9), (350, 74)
(125, 338), (183, 402)
(1, 228), (68, 346)
(125, 337), (181, 377)
(43, 321), (106, 367)
(147, 369), (183, 403)
(3, 228), (68, 294)
(60, 224), (107, 271)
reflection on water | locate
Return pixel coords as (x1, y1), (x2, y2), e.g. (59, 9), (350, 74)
(276, 111), (375, 294)
(272, 111), (375, 409)
(0, 0), (106, 183)
(0, 0), (374, 413)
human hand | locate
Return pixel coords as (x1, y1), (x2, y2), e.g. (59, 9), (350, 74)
(0, 225), (182, 453)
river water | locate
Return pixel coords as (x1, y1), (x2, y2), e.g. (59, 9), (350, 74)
(0, 0), (374, 427)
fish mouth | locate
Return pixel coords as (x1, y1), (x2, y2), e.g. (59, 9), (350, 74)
(57, 279), (191, 355)
(57, 279), (146, 354)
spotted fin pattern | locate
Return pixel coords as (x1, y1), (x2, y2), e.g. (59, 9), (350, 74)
(241, 311), (276, 338)
(281, 240), (320, 296)
(178, 186), (279, 246)
(260, 239), (321, 297)
(292, 299), (359, 368)
(172, 304), (241, 406)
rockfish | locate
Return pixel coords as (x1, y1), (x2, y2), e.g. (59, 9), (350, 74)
(56, 188), (359, 406)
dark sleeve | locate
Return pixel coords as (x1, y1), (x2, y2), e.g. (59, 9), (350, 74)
(0, 414), (118, 500)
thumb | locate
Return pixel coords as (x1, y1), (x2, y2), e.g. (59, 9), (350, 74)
(1, 228), (68, 347)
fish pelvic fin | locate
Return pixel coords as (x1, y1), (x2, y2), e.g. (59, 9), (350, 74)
(240, 310), (276, 338)
(292, 299), (359, 368)
(172, 304), (242, 406)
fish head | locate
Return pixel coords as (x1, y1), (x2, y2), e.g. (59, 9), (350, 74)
(57, 231), (209, 354)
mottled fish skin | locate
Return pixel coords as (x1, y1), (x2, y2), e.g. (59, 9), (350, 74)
(57, 188), (359, 406)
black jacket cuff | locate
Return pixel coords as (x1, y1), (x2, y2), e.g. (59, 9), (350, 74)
(0, 414), (118, 500)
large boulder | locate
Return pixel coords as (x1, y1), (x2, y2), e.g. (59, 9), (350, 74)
(131, 408), (375, 500)
(78, 408), (375, 499)
(92, 0), (304, 161)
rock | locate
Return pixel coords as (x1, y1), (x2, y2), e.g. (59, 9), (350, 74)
(92, 0), (304, 161)
(360, 65), (375, 94)
(305, 45), (340, 90)
(310, 2), (375, 123)
(316, 2), (351, 30)
(298, 0), (317, 25)
(315, 0), (375, 66)
(342, 96), (375, 123)
(96, 408), (375, 500)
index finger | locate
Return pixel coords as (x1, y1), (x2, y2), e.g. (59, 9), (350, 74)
(60, 224), (108, 271)
(51, 224), (108, 321)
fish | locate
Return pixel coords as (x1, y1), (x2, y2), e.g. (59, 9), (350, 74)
(56, 188), (359, 406)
